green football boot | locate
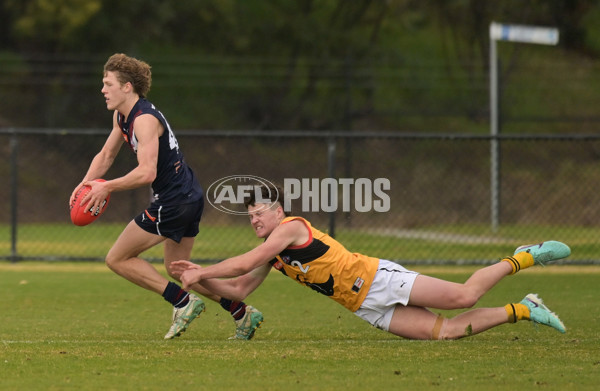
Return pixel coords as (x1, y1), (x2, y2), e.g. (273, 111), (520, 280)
(230, 305), (264, 340)
(520, 293), (566, 333)
(514, 241), (571, 266)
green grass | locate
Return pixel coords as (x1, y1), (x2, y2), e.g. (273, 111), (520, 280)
(0, 262), (598, 390)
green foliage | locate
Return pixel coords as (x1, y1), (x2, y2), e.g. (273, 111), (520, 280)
(2, 0), (600, 130)
(0, 263), (598, 390)
(5, 0), (101, 50)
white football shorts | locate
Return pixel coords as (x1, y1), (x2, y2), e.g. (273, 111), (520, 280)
(354, 259), (419, 331)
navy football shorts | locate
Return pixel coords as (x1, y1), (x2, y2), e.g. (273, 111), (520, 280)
(134, 198), (204, 243)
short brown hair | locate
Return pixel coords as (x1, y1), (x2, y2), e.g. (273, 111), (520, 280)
(244, 184), (291, 216)
(103, 53), (152, 98)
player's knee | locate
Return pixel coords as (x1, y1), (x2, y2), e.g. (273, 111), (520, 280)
(104, 254), (117, 270)
(104, 252), (124, 271)
(457, 294), (478, 309)
(448, 288), (479, 309)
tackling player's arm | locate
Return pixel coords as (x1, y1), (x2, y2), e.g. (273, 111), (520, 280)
(172, 220), (308, 291)
(194, 264), (272, 302)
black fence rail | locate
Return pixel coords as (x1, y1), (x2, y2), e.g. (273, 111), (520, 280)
(2, 128), (599, 265)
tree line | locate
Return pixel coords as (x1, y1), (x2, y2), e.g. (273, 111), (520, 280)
(1, 0), (598, 131)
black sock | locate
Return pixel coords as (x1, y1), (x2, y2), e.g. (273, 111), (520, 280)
(219, 298), (247, 320)
(162, 281), (190, 308)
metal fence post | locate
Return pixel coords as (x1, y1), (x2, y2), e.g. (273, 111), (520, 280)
(10, 130), (19, 262)
(327, 136), (336, 237)
(490, 35), (500, 232)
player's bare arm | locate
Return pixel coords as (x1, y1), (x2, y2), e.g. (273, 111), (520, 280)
(80, 114), (161, 212)
(104, 113), (161, 191)
(175, 242), (279, 289)
(190, 264), (272, 301)
(69, 120), (123, 208)
(173, 220), (308, 288)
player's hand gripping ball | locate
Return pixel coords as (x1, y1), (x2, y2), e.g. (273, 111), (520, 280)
(70, 179), (111, 226)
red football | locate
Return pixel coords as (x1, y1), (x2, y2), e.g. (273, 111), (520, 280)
(70, 179), (111, 226)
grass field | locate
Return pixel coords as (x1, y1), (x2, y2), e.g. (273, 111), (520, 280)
(1, 262), (599, 391)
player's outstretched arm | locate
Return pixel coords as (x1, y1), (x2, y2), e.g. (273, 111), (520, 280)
(187, 221), (303, 281)
(199, 264), (271, 301)
(170, 260), (202, 289)
(170, 261), (271, 301)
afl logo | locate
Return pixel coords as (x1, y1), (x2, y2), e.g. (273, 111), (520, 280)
(206, 175), (279, 215)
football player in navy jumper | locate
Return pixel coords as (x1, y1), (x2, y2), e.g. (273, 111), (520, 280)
(69, 53), (263, 340)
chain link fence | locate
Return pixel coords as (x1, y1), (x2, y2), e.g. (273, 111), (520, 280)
(2, 128), (599, 264)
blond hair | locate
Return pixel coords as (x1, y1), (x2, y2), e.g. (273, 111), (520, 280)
(103, 53), (152, 98)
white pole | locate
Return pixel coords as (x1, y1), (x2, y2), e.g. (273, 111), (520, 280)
(488, 22), (559, 233)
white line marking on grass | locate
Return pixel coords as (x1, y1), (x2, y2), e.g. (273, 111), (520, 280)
(2, 339), (403, 345)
